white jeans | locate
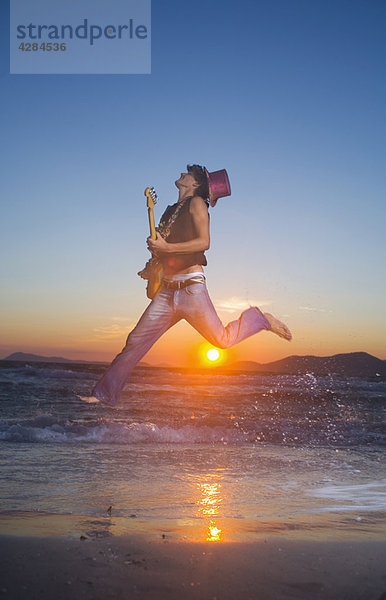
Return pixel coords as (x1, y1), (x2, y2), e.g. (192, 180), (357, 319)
(92, 281), (271, 406)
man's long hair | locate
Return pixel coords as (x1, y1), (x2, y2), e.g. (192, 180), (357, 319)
(187, 164), (209, 202)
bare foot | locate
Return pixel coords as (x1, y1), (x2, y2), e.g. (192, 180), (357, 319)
(77, 395), (116, 409)
(264, 313), (292, 341)
(78, 395), (102, 404)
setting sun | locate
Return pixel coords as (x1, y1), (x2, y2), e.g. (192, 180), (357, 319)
(207, 348), (220, 362)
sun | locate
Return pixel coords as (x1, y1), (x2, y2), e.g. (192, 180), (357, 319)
(206, 348), (220, 362)
(198, 343), (226, 367)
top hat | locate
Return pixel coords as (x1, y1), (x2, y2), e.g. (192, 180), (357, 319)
(204, 168), (231, 207)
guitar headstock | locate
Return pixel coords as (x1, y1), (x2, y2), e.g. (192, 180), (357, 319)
(144, 187), (158, 209)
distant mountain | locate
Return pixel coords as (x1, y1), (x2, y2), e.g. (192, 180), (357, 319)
(225, 360), (264, 371)
(2, 352), (90, 364)
(226, 352), (386, 377)
(1, 352), (151, 367)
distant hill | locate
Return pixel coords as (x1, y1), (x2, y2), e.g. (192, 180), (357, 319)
(2, 352), (91, 364)
(226, 352), (386, 377)
(225, 360), (264, 371)
(1, 352), (150, 367)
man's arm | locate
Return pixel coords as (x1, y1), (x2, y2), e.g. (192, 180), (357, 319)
(147, 196), (210, 255)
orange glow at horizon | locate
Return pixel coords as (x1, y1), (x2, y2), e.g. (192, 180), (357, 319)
(3, 308), (386, 366)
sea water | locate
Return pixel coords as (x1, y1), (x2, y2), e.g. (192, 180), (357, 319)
(0, 361), (385, 542)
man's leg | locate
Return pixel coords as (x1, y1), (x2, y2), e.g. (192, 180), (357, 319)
(88, 289), (179, 406)
(178, 283), (290, 348)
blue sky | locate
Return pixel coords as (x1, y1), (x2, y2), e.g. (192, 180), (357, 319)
(0, 0), (385, 364)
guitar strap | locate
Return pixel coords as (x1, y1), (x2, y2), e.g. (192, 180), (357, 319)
(157, 196), (192, 239)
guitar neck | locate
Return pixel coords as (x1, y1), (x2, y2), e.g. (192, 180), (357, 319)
(148, 207), (157, 240)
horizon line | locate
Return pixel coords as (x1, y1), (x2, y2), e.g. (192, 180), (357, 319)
(1, 349), (385, 365)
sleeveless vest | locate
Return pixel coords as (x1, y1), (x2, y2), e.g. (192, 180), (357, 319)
(159, 197), (208, 273)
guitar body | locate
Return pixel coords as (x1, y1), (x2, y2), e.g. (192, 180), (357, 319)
(138, 188), (163, 299)
(146, 259), (163, 299)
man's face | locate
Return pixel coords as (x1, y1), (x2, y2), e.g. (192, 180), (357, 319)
(175, 171), (198, 190)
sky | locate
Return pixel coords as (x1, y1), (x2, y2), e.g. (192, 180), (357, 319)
(0, 0), (385, 366)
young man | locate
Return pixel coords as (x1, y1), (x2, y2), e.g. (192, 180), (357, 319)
(80, 165), (291, 407)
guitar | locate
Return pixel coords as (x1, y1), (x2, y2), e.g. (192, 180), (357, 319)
(137, 187), (163, 299)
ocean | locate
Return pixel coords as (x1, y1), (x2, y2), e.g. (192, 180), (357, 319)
(0, 360), (385, 543)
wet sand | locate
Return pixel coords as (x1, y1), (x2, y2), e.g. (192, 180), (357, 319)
(1, 534), (385, 600)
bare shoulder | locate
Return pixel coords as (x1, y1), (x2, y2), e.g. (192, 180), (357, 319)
(189, 196), (209, 214)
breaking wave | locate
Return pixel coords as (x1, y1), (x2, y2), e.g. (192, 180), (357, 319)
(0, 412), (384, 446)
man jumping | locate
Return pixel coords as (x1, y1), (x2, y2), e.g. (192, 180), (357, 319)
(80, 165), (291, 407)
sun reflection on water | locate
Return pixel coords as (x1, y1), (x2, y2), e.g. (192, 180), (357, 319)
(206, 522), (223, 542)
(195, 477), (224, 542)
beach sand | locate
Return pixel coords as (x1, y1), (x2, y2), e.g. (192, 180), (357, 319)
(1, 534), (385, 600)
